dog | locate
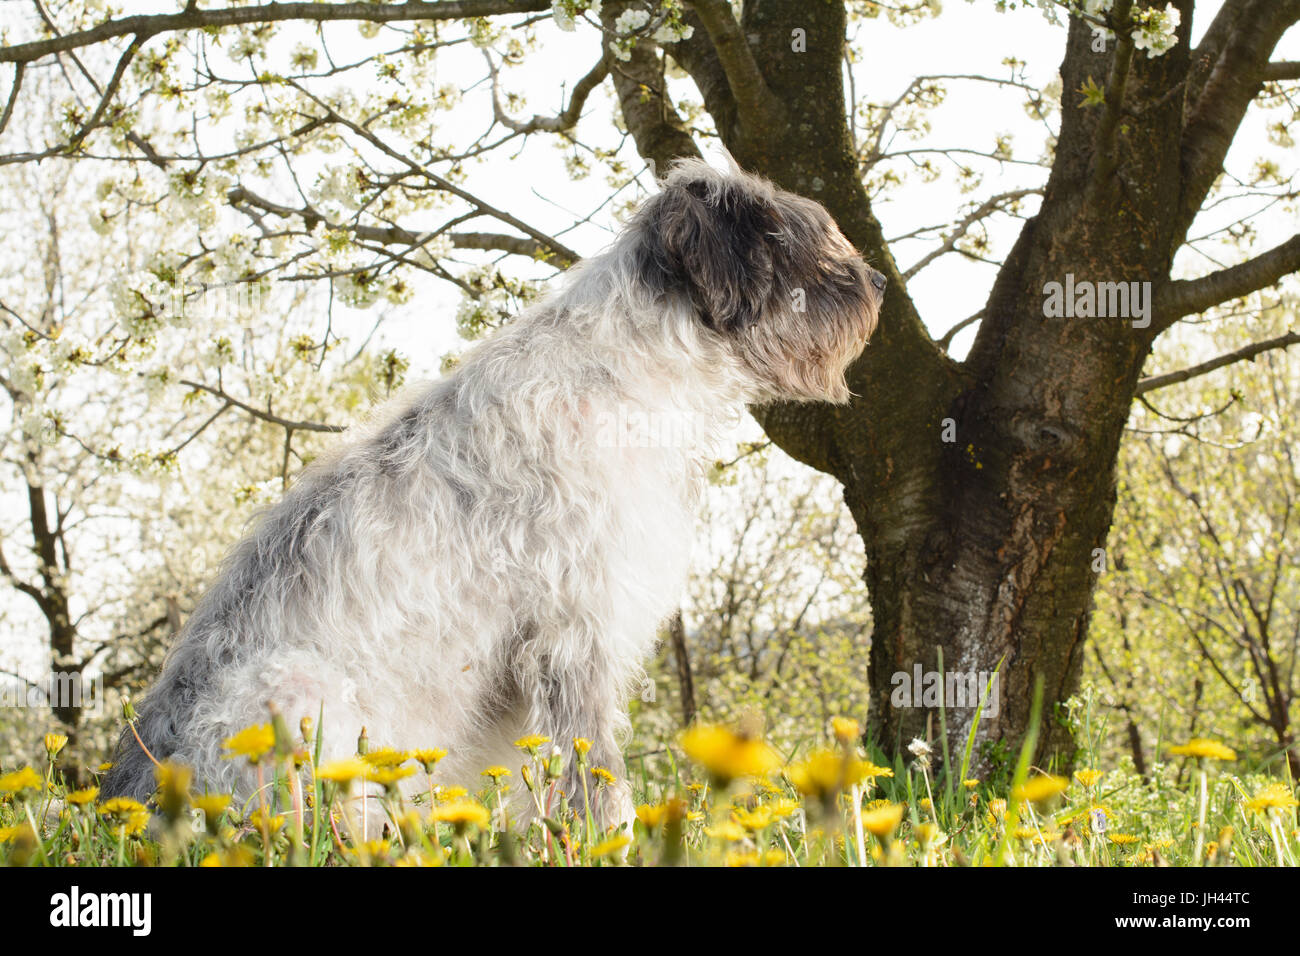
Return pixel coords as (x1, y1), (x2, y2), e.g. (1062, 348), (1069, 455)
(101, 159), (884, 828)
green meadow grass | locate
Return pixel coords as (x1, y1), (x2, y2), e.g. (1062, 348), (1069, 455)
(2, 702), (1296, 867)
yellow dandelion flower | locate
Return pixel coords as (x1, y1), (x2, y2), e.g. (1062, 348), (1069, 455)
(192, 793), (231, 830)
(769, 797), (800, 818)
(830, 716), (860, 742)
(98, 797), (150, 836)
(199, 846), (255, 867)
(785, 748), (893, 801)
(1013, 826), (1057, 846)
(784, 749), (843, 798)
(732, 805), (773, 831)
(680, 724), (780, 784)
(361, 748), (410, 768)
(0, 823), (36, 844)
(590, 833), (631, 858)
(435, 785), (468, 802)
(412, 748), (448, 773)
(349, 839), (391, 858)
(1108, 833), (1139, 845)
(1245, 783), (1299, 813)
(1074, 769), (1104, 788)
(315, 757), (368, 784)
(590, 766), (616, 787)
(963, 778), (980, 789)
(1013, 774), (1069, 804)
(636, 803), (668, 829)
(573, 737), (593, 758)
(514, 734), (550, 754)
(192, 793), (231, 814)
(725, 850), (760, 867)
(762, 849), (786, 866)
(1142, 838), (1174, 856)
(366, 765), (416, 789)
(988, 798), (1008, 818)
(154, 761), (192, 820)
(481, 765), (511, 783)
(1168, 738), (1236, 761)
(705, 820), (747, 842)
(221, 724), (274, 763)
(65, 787), (99, 806)
(44, 733), (69, 759)
(0, 766), (43, 794)
(249, 806), (285, 834)
(860, 802), (905, 838)
(916, 821), (945, 845)
(431, 799), (490, 829)
(98, 795), (147, 814)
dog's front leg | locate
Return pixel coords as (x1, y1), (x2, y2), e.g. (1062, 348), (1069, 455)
(527, 649), (635, 834)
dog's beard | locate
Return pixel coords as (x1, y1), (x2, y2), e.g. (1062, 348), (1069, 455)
(735, 283), (879, 405)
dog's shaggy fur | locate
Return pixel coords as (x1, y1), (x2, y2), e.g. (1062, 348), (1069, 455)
(101, 160), (884, 825)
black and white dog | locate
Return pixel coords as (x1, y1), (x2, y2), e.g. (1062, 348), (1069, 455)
(103, 160), (884, 827)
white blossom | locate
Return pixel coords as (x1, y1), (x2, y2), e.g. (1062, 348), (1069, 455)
(614, 8), (651, 34)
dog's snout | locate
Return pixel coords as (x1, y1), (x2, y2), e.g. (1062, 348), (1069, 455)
(869, 268), (887, 293)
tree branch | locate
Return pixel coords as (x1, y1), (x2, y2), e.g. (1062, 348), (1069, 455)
(1263, 61), (1300, 81)
(1158, 233), (1300, 324)
(660, 10), (735, 139)
(600, 1), (701, 172)
(1177, 0), (1300, 240)
(227, 185), (575, 266)
(180, 379), (345, 433)
(1089, 0), (1135, 196)
(0, 63), (24, 136)
(287, 81), (583, 266)
(487, 51), (608, 134)
(937, 309), (985, 353)
(0, 1), (552, 64)
(683, 0), (783, 133)
(1136, 329), (1300, 393)
(902, 189), (1039, 280)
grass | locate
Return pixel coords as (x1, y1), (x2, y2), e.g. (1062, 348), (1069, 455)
(1, 707), (1297, 867)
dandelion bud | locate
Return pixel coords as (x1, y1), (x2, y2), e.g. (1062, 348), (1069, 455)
(44, 732), (69, 761)
(268, 702), (293, 759)
(299, 716), (314, 748)
(155, 761), (192, 823)
(357, 726), (369, 756)
(546, 746), (564, 783)
(121, 695), (137, 722)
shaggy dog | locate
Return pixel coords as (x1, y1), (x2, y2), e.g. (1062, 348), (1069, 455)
(102, 160), (884, 827)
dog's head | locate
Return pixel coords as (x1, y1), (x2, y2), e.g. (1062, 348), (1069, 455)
(630, 159), (883, 404)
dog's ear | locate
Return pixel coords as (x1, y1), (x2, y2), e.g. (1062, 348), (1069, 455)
(636, 169), (776, 333)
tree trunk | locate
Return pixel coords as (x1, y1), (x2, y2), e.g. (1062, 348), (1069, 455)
(667, 610), (698, 726)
